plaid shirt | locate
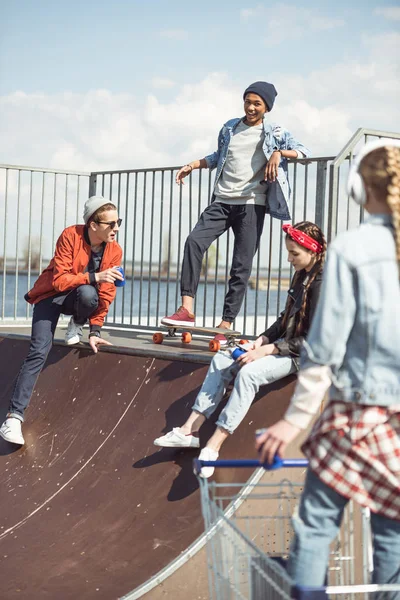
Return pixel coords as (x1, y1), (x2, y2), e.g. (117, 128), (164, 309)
(302, 400), (400, 521)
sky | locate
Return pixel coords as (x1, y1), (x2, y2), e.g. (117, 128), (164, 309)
(0, 0), (399, 172)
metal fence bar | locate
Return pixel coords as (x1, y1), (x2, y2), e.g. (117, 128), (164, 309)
(138, 173), (146, 324)
(145, 172), (155, 326)
(75, 176), (81, 226)
(26, 171), (33, 319)
(39, 172), (45, 275)
(176, 181), (183, 312)
(303, 163), (309, 221)
(52, 174), (57, 259)
(156, 171), (165, 325)
(129, 173), (138, 325)
(165, 171), (174, 318)
(1, 169), (8, 320)
(14, 171), (21, 319)
(64, 175), (68, 229)
(264, 219), (274, 332)
(121, 173), (130, 325)
(315, 160), (327, 229)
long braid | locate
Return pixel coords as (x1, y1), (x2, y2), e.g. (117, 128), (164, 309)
(281, 221), (327, 335)
(385, 146), (400, 278)
(295, 222), (327, 335)
(360, 145), (400, 279)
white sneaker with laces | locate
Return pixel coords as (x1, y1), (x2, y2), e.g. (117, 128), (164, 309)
(65, 317), (83, 345)
(0, 418), (25, 445)
(154, 427), (200, 448)
(197, 447), (219, 478)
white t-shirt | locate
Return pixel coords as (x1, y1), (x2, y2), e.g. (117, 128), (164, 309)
(214, 120), (267, 206)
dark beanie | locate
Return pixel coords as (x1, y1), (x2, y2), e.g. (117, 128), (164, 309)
(243, 81), (278, 112)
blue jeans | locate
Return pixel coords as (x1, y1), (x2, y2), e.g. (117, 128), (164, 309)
(192, 349), (296, 434)
(288, 469), (400, 591)
(9, 285), (98, 421)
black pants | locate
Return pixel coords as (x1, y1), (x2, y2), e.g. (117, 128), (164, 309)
(9, 285), (98, 421)
(181, 202), (265, 322)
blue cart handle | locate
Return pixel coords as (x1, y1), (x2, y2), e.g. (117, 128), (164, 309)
(193, 457), (308, 475)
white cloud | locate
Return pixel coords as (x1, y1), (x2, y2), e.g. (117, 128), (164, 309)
(159, 29), (188, 41)
(151, 77), (176, 89)
(240, 3), (345, 46)
(374, 6), (400, 20)
(0, 32), (399, 172)
(240, 4), (263, 19)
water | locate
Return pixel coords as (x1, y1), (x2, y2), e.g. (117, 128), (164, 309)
(0, 273), (286, 336)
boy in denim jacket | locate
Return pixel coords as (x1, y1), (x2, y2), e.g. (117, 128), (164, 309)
(162, 81), (310, 343)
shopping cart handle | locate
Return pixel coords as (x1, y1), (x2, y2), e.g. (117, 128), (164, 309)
(193, 457), (308, 474)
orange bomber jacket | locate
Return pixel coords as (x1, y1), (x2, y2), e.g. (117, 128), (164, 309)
(25, 225), (123, 329)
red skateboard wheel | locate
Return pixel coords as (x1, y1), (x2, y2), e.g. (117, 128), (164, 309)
(181, 332), (192, 344)
(153, 332), (164, 344)
(209, 340), (220, 352)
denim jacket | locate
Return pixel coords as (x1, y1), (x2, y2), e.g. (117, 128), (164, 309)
(301, 214), (400, 407)
(204, 116), (310, 220)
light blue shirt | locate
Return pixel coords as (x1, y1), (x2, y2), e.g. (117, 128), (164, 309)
(301, 214), (400, 407)
(204, 116), (310, 220)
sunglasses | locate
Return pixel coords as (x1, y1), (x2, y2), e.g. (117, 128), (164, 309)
(96, 218), (122, 229)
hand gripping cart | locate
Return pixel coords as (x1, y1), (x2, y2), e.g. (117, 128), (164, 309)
(193, 457), (400, 600)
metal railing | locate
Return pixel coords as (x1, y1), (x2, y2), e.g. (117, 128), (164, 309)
(327, 128), (400, 242)
(0, 127), (399, 335)
(0, 165), (90, 321)
(87, 156), (331, 334)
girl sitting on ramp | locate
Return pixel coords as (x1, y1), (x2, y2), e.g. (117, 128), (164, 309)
(154, 221), (326, 477)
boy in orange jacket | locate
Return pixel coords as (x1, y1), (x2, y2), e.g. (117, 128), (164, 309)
(0, 196), (123, 445)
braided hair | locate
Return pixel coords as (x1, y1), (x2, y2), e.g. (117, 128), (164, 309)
(281, 221), (327, 336)
(359, 145), (400, 278)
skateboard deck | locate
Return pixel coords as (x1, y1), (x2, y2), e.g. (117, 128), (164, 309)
(153, 324), (247, 352)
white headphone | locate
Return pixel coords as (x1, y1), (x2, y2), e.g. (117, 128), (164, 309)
(347, 139), (400, 206)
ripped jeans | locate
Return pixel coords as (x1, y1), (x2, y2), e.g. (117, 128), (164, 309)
(288, 469), (400, 590)
(192, 349), (296, 434)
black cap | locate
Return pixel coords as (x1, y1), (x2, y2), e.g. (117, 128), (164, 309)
(243, 81), (278, 112)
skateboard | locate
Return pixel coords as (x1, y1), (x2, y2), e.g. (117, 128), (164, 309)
(152, 325), (249, 352)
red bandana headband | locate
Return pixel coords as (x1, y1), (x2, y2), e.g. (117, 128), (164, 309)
(282, 224), (323, 254)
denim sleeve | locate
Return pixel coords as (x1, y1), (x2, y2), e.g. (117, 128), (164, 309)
(300, 248), (356, 369)
(204, 127), (223, 170)
(278, 128), (311, 158)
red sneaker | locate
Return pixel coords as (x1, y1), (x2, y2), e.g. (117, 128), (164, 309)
(161, 306), (195, 327)
(213, 333), (229, 347)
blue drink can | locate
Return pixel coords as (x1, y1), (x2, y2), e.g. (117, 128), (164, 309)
(114, 266), (125, 287)
(232, 347), (246, 360)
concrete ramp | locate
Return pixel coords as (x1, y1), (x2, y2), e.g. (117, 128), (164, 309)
(0, 335), (296, 599)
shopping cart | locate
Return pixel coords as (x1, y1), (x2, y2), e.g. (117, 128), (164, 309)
(193, 457), (400, 600)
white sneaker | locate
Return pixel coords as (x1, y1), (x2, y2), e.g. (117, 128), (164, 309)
(197, 447), (219, 478)
(65, 317), (83, 345)
(0, 418), (25, 445)
(154, 427), (200, 448)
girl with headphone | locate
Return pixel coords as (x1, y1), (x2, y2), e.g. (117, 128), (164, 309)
(257, 140), (400, 588)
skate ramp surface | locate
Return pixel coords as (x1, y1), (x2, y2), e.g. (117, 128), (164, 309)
(0, 335), (296, 599)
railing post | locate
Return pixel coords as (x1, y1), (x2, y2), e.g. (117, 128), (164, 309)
(315, 160), (327, 230)
(327, 163), (339, 243)
(89, 173), (97, 197)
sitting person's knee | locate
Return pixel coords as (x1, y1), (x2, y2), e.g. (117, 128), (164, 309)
(77, 285), (98, 309)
